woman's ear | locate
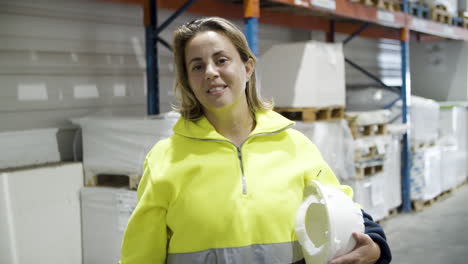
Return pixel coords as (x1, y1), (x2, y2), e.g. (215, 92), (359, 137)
(244, 58), (255, 81)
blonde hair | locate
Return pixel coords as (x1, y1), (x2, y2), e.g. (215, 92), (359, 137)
(172, 16), (272, 121)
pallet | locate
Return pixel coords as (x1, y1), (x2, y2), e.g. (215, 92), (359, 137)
(376, 207), (399, 224)
(274, 106), (344, 122)
(86, 174), (141, 190)
(453, 15), (468, 28)
(412, 188), (454, 211)
(355, 164), (384, 179)
(411, 140), (436, 151)
(407, 2), (430, 19)
(349, 0), (374, 7)
(350, 123), (387, 138)
(374, 0), (400, 12)
(354, 146), (386, 161)
(430, 4), (452, 24)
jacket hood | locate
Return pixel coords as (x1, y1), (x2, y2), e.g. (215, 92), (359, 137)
(172, 110), (294, 140)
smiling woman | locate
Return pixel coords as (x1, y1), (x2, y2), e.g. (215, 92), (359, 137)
(119, 17), (391, 264)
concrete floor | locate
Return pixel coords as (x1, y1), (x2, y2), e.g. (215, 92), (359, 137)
(380, 183), (468, 263)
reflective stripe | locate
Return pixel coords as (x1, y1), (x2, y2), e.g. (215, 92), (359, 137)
(167, 241), (303, 264)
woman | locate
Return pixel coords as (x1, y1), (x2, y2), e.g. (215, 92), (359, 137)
(120, 17), (391, 264)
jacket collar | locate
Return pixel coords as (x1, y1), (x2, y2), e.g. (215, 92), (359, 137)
(173, 110), (294, 140)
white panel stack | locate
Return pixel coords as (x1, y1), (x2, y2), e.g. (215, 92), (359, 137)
(81, 187), (137, 264)
(346, 173), (388, 221)
(410, 147), (442, 201)
(259, 41), (345, 108)
(384, 134), (402, 210)
(409, 96), (440, 145)
(0, 128), (60, 169)
(0, 163), (83, 264)
(294, 120), (355, 181)
(72, 113), (178, 184)
(439, 105), (467, 188)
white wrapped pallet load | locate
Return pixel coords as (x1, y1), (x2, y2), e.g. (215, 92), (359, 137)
(259, 41), (345, 108)
(384, 134), (402, 210)
(440, 147), (467, 191)
(345, 173), (388, 221)
(72, 112), (178, 185)
(294, 120), (355, 181)
(0, 128), (61, 169)
(0, 163), (83, 264)
(405, 96), (440, 145)
(439, 105), (467, 151)
(81, 187), (137, 264)
(410, 146), (442, 201)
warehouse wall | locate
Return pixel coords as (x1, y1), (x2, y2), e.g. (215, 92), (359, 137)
(410, 40), (468, 101)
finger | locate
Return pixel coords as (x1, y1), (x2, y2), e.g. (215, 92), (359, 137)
(353, 232), (373, 245)
(328, 251), (359, 264)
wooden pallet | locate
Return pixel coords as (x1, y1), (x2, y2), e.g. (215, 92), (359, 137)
(408, 2), (430, 19)
(376, 207), (399, 224)
(86, 174), (141, 190)
(430, 4), (452, 24)
(412, 188), (453, 211)
(275, 106), (344, 122)
(412, 198), (434, 212)
(411, 140), (436, 151)
(375, 0), (400, 12)
(355, 146), (386, 161)
(355, 164), (384, 179)
(349, 0), (374, 7)
(350, 123), (387, 138)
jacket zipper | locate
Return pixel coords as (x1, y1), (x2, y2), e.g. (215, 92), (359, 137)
(182, 125), (293, 195)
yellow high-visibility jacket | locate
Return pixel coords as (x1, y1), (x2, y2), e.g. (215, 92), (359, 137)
(120, 110), (353, 264)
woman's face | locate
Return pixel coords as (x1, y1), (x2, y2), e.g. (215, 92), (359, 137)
(185, 30), (253, 113)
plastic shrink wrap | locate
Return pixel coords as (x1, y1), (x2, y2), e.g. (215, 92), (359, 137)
(384, 134), (402, 210)
(0, 128), (60, 169)
(439, 105), (467, 188)
(408, 96), (440, 144)
(410, 147), (442, 201)
(72, 112), (179, 184)
(81, 187), (137, 264)
(345, 173), (388, 221)
(294, 120), (355, 181)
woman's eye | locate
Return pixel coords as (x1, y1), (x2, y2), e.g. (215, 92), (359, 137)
(217, 58), (228, 64)
(192, 64), (203, 71)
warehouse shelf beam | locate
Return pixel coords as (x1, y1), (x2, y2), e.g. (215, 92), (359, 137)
(146, 0), (159, 115)
(342, 23), (370, 45)
(155, 0), (198, 35)
(244, 0), (260, 56)
(400, 25), (412, 213)
(327, 20), (335, 43)
(344, 58), (400, 94)
(157, 36), (173, 52)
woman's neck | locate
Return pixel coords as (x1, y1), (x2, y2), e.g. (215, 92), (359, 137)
(204, 103), (255, 147)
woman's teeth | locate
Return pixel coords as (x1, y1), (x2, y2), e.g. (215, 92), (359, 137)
(208, 86), (225, 93)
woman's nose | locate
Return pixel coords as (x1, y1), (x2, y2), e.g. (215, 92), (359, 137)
(204, 63), (219, 80)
